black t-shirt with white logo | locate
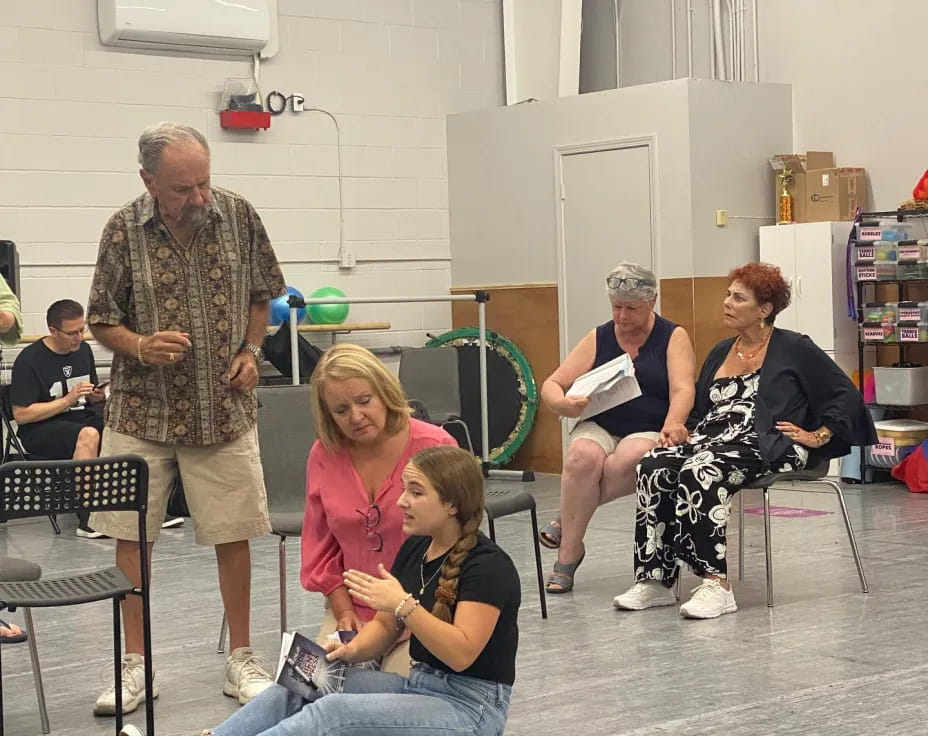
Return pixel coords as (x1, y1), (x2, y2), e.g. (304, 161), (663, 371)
(11, 340), (98, 417)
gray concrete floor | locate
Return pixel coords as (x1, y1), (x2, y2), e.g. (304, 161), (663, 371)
(0, 473), (924, 735)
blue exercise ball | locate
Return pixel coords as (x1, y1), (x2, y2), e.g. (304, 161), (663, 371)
(269, 286), (306, 326)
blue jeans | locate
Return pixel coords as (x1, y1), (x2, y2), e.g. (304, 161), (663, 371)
(210, 663), (512, 736)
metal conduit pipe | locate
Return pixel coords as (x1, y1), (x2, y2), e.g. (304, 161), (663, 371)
(686, 0), (694, 77)
(670, 0), (677, 79)
(711, 0), (726, 80)
(726, 0), (735, 81)
(752, 0), (760, 81)
(740, 0), (747, 80)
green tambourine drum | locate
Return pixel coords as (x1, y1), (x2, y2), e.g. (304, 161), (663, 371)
(425, 328), (537, 468)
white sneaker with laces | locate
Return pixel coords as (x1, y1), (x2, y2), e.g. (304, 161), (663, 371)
(679, 578), (737, 619)
(224, 647), (273, 705)
(94, 653), (159, 716)
(613, 581), (677, 610)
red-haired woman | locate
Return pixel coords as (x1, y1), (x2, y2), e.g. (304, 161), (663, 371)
(613, 262), (876, 619)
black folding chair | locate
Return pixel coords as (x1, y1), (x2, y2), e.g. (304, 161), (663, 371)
(0, 385), (59, 535)
(0, 455), (155, 736)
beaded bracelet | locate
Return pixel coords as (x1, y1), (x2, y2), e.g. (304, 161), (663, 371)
(393, 593), (413, 619)
(137, 336), (148, 366)
(398, 599), (420, 623)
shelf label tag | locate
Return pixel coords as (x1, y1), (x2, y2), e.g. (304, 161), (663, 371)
(872, 437), (896, 457)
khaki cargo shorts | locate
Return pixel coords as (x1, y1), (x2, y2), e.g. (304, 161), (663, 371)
(568, 420), (660, 455)
(90, 426), (271, 546)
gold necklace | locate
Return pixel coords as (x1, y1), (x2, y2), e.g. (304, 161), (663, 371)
(735, 330), (770, 360)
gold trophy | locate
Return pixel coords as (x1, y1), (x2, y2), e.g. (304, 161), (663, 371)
(777, 169), (793, 224)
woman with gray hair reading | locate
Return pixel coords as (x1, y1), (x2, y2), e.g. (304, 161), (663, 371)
(539, 262), (696, 593)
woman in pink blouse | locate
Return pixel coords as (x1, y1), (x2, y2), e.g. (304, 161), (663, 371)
(302, 344), (457, 675)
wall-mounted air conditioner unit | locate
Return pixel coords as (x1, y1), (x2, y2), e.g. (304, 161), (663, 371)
(98, 0), (272, 56)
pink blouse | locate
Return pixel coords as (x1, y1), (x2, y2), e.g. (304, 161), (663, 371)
(300, 418), (457, 620)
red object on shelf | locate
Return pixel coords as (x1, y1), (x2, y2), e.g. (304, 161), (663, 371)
(219, 110), (271, 130)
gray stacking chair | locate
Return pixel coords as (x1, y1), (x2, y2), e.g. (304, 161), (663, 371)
(0, 557), (46, 734)
(399, 347), (474, 454)
(0, 455), (153, 736)
(737, 455), (869, 606)
(218, 384), (314, 652)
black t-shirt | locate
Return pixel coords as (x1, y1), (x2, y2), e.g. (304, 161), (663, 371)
(11, 340), (98, 423)
(390, 532), (520, 686)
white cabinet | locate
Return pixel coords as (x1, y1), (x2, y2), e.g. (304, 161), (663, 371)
(759, 221), (858, 362)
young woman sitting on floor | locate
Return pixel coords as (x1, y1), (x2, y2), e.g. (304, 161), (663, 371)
(203, 444), (521, 736)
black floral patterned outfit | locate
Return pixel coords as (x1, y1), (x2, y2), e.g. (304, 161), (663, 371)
(633, 372), (808, 586)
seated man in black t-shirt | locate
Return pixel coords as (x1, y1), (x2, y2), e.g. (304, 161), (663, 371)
(11, 300), (107, 537)
(10, 300), (186, 539)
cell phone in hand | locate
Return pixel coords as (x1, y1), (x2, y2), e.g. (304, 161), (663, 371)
(337, 630), (357, 644)
(94, 381), (110, 390)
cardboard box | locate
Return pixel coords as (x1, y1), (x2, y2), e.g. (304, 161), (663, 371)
(803, 167), (867, 222)
(769, 151), (867, 223)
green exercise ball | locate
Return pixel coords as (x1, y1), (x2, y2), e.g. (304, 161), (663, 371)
(306, 286), (350, 325)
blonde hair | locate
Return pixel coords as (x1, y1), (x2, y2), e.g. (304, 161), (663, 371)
(310, 344), (411, 452)
(408, 446), (485, 623)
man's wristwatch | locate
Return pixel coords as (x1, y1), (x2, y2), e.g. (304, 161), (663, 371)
(813, 427), (833, 446)
(240, 342), (265, 362)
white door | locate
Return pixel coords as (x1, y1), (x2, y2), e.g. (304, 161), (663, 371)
(557, 144), (653, 353)
(794, 221), (836, 351)
(759, 224), (799, 332)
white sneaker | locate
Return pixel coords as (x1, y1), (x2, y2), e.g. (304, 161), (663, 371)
(679, 579), (738, 619)
(224, 647), (273, 705)
(613, 581), (677, 610)
(94, 653), (159, 715)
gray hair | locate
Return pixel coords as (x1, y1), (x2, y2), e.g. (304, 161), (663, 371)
(138, 122), (210, 174)
(606, 262), (658, 302)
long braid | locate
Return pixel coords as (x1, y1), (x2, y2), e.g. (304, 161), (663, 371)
(431, 515), (482, 623)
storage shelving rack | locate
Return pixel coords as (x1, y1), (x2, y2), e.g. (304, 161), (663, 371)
(854, 208), (928, 483)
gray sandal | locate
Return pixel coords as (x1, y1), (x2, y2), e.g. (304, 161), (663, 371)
(538, 518), (562, 549)
(545, 550), (585, 594)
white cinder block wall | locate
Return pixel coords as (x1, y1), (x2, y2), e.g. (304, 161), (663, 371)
(0, 0), (504, 357)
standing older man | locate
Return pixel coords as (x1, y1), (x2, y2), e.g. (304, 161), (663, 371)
(87, 122), (286, 716)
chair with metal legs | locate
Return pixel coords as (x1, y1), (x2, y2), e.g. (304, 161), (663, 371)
(217, 384), (314, 653)
(485, 488), (548, 620)
(0, 455), (154, 736)
(736, 456), (869, 606)
(399, 347), (475, 454)
(0, 557), (47, 734)
(0, 385), (60, 535)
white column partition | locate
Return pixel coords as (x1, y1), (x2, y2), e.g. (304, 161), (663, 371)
(287, 293), (495, 470)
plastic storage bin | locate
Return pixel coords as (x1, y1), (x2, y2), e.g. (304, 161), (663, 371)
(898, 260), (922, 279)
(862, 302), (897, 323)
(860, 323), (898, 343)
(873, 366), (928, 404)
(874, 241), (898, 261)
(858, 222), (914, 242)
(867, 418), (928, 468)
(855, 260), (897, 281)
(896, 241), (926, 261)
(897, 301), (921, 322)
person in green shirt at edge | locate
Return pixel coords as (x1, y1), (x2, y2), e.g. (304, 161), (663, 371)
(0, 272), (26, 644)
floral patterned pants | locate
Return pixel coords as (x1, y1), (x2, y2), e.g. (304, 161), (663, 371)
(633, 443), (767, 586)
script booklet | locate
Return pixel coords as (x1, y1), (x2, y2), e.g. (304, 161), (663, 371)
(566, 353), (641, 424)
(276, 631), (378, 698)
